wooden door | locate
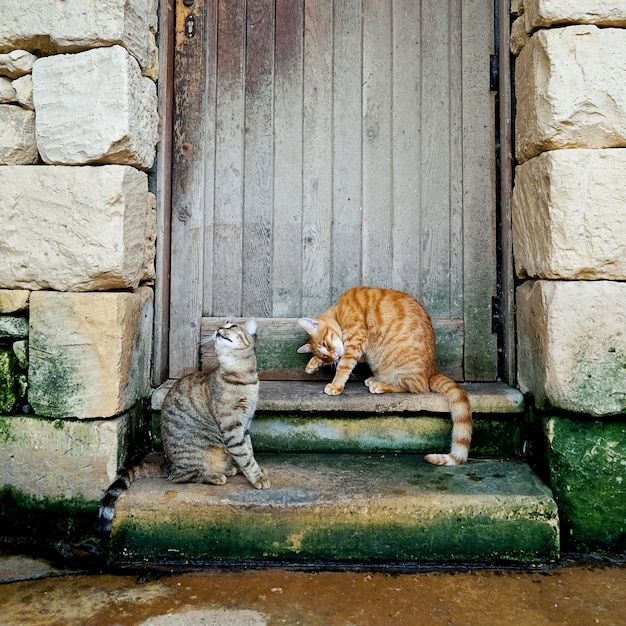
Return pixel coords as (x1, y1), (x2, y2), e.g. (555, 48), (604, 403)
(168, 0), (497, 381)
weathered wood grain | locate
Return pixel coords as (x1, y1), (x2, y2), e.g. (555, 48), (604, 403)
(331, 0), (363, 301)
(462, 0), (498, 380)
(301, 0), (333, 314)
(168, 0), (498, 382)
(391, 0), (421, 298)
(242, 0), (275, 317)
(153, 0), (175, 384)
(361, 0), (393, 287)
(212, 0), (246, 316)
(273, 0), (304, 317)
(169, 0), (215, 377)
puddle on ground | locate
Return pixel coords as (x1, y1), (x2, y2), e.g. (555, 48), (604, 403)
(0, 561), (624, 626)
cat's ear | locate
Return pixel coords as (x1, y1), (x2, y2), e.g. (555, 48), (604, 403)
(297, 343), (312, 354)
(245, 318), (257, 335)
(298, 317), (318, 336)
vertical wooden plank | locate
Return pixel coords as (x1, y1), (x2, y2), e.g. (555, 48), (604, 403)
(169, 0), (216, 377)
(242, 0), (275, 317)
(211, 0), (246, 316)
(391, 0), (421, 298)
(331, 0), (362, 300)
(273, 0), (304, 317)
(301, 0), (333, 314)
(419, 0), (451, 317)
(449, 0), (464, 320)
(153, 0), (175, 385)
(498, 0), (516, 385)
(463, 0), (498, 380)
(361, 0), (393, 288)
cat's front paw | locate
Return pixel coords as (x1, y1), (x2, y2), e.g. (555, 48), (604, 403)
(253, 469), (271, 489)
(305, 356), (324, 374)
(324, 383), (344, 395)
(208, 474), (228, 485)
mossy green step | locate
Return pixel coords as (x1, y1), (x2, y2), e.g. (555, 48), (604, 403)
(107, 453), (559, 566)
(151, 381), (525, 457)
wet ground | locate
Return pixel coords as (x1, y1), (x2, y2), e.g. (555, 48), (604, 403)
(0, 554), (624, 625)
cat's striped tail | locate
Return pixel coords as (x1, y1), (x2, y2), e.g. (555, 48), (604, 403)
(424, 373), (472, 466)
(97, 453), (165, 539)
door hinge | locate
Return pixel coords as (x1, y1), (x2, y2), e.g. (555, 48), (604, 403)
(489, 54), (499, 92)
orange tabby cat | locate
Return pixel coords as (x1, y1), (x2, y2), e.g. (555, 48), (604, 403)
(297, 286), (472, 465)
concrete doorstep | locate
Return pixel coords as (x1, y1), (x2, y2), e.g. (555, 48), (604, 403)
(108, 453), (559, 567)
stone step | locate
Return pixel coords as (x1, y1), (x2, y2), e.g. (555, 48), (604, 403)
(107, 453), (559, 566)
(151, 381), (525, 457)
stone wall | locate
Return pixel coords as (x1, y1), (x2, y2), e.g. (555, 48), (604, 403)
(512, 0), (626, 549)
(0, 0), (158, 502)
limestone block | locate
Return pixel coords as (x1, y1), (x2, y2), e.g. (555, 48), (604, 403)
(142, 30), (159, 81)
(0, 50), (36, 78)
(513, 149), (626, 280)
(0, 414), (132, 500)
(0, 77), (15, 102)
(0, 290), (29, 313)
(524, 0), (626, 32)
(12, 75), (33, 110)
(0, 104), (38, 165)
(0, 1), (157, 71)
(544, 416), (626, 548)
(28, 288), (153, 419)
(0, 316), (28, 339)
(12, 341), (28, 370)
(0, 165), (153, 291)
(517, 280), (626, 415)
(515, 26), (626, 163)
(510, 16), (530, 56)
(143, 192), (157, 282)
(33, 45), (157, 170)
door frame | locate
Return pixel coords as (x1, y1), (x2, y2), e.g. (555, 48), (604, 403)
(152, 0), (175, 385)
(152, 0), (516, 387)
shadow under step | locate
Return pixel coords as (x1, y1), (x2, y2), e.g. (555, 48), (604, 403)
(152, 381), (525, 457)
(107, 453), (559, 567)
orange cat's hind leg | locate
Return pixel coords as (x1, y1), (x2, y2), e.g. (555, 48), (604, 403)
(364, 377), (406, 394)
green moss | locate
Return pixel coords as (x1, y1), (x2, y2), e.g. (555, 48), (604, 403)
(110, 501), (557, 565)
(0, 416), (19, 444)
(256, 336), (310, 373)
(543, 416), (626, 551)
(250, 413), (520, 457)
(0, 485), (99, 547)
(0, 350), (19, 414)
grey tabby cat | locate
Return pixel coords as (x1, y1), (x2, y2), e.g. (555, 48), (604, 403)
(161, 318), (269, 487)
(98, 318), (269, 536)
